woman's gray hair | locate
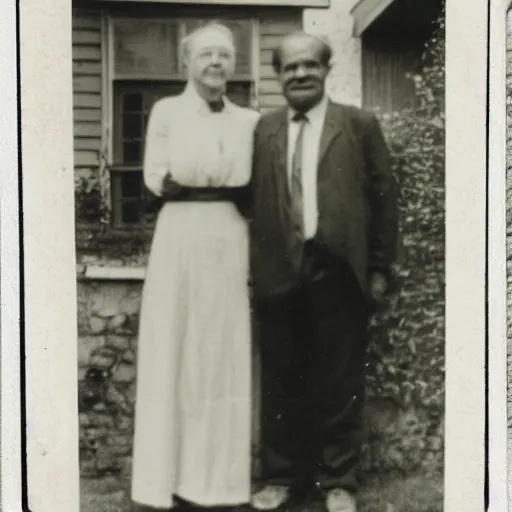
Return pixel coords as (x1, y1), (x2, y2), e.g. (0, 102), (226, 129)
(179, 21), (236, 64)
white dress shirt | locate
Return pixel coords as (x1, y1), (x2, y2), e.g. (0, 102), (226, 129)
(287, 94), (329, 240)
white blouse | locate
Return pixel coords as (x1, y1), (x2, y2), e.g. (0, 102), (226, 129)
(143, 85), (260, 196)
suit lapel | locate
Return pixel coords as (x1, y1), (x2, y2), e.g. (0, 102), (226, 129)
(318, 101), (344, 168)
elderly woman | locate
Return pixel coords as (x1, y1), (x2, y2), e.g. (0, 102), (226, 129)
(131, 23), (259, 510)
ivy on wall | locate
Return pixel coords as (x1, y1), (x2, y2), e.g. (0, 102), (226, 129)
(362, 8), (445, 475)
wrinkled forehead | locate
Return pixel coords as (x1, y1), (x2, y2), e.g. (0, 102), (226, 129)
(188, 26), (235, 55)
(281, 35), (324, 65)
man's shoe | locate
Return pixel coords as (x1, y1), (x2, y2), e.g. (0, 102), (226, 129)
(325, 488), (356, 512)
(250, 486), (290, 511)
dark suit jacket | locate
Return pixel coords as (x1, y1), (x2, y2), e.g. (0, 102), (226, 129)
(249, 100), (398, 298)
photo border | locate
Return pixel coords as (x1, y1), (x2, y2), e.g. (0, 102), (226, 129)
(9, 0), (492, 509)
(443, 1), (487, 508)
(0, 0), (23, 510)
(488, 0), (509, 510)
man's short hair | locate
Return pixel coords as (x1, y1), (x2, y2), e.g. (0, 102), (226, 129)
(179, 21), (236, 63)
(272, 31), (332, 74)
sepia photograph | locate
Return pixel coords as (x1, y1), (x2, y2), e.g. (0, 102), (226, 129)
(71, 1), (446, 511)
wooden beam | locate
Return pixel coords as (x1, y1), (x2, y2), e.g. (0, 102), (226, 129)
(350, 0), (395, 36)
(84, 0), (329, 6)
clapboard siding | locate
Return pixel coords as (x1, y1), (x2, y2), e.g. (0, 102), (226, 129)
(75, 137), (103, 151)
(259, 94), (287, 110)
(71, 7), (301, 171)
(74, 92), (102, 109)
(260, 63), (276, 79)
(74, 108), (102, 122)
(74, 75), (102, 93)
(73, 61), (102, 76)
(258, 11), (301, 112)
(74, 122), (103, 139)
(75, 150), (101, 168)
(259, 78), (281, 96)
(72, 29), (102, 45)
(259, 34), (287, 50)
(72, 9), (103, 169)
(73, 45), (102, 63)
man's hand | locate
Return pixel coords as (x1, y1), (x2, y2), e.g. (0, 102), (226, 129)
(161, 173), (183, 198)
(369, 272), (388, 306)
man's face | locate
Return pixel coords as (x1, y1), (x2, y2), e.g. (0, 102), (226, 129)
(278, 36), (330, 112)
(185, 28), (235, 91)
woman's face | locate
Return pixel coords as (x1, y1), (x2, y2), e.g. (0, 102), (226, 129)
(185, 29), (236, 92)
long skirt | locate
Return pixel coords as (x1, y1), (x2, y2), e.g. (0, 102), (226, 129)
(131, 201), (252, 509)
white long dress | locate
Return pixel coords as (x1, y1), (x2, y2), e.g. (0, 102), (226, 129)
(131, 85), (259, 509)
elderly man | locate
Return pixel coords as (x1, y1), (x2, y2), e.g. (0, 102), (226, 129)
(249, 32), (398, 512)
(131, 22), (258, 511)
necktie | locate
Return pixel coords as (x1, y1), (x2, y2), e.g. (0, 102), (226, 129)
(289, 111), (308, 270)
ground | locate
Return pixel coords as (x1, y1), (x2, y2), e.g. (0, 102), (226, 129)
(80, 473), (443, 512)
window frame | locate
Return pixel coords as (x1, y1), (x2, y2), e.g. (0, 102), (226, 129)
(104, 12), (260, 228)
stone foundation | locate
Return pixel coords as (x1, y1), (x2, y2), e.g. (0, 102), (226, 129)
(78, 280), (141, 477)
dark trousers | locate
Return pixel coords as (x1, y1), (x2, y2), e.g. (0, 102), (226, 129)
(254, 242), (368, 495)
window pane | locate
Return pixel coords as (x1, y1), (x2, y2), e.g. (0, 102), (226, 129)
(123, 113), (143, 139)
(123, 141), (142, 165)
(114, 19), (179, 77)
(123, 93), (143, 112)
(122, 200), (142, 224)
(121, 172), (143, 198)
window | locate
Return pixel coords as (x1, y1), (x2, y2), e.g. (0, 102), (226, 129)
(108, 16), (257, 227)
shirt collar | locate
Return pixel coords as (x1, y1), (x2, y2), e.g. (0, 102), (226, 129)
(182, 82), (234, 115)
(288, 94), (329, 126)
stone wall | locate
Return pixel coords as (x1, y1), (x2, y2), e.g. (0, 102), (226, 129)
(78, 278), (141, 478)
